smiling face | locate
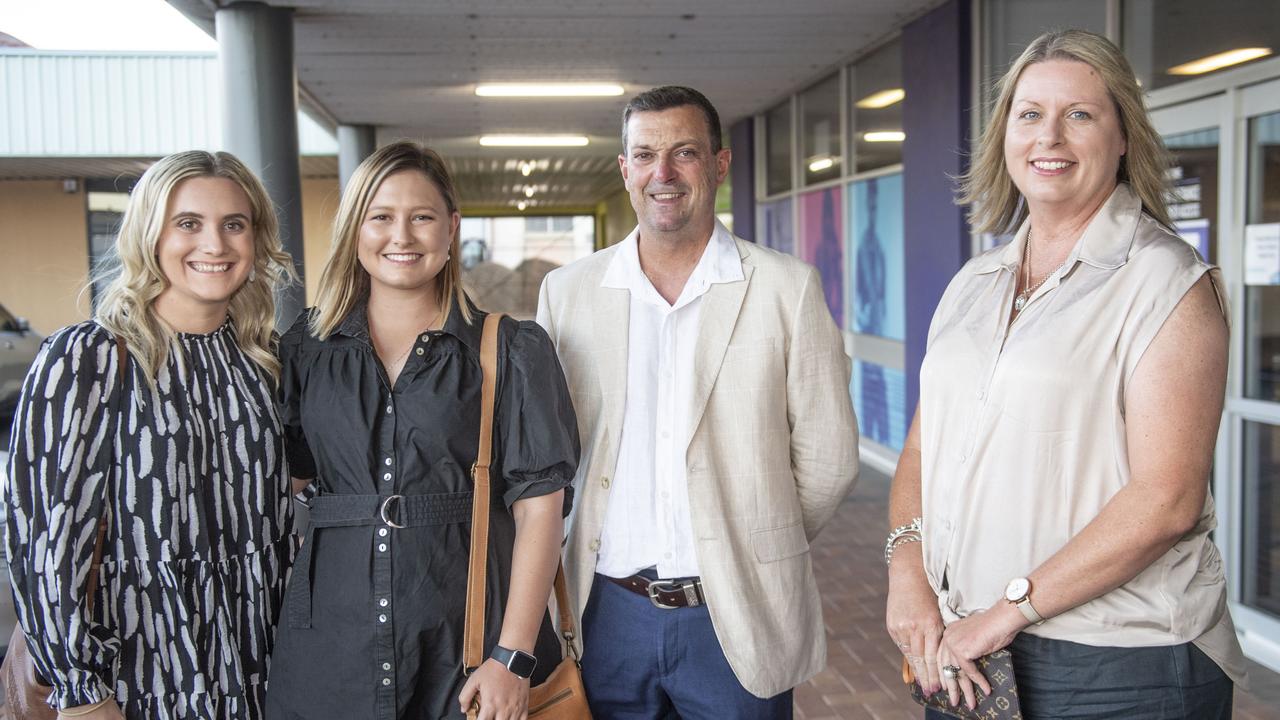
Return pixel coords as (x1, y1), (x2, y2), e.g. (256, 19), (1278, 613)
(153, 176), (256, 322)
(1004, 59), (1128, 220)
(619, 105), (730, 242)
(356, 169), (459, 299)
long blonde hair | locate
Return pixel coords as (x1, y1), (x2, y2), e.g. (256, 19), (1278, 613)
(310, 141), (470, 339)
(95, 150), (297, 383)
(957, 29), (1173, 234)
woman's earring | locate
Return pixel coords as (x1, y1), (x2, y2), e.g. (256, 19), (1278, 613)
(249, 267), (257, 282)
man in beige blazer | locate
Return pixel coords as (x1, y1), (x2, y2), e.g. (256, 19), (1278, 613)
(536, 86), (858, 718)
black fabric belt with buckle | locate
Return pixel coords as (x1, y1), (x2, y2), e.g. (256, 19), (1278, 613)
(287, 491), (473, 629)
(609, 573), (706, 609)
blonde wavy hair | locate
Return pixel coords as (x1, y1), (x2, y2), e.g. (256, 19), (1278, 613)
(958, 29), (1173, 234)
(310, 141), (470, 339)
(95, 150), (297, 384)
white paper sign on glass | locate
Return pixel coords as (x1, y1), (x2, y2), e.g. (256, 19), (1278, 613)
(1244, 223), (1280, 286)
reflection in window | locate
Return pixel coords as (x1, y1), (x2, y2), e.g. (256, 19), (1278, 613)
(459, 216), (595, 319)
(850, 39), (904, 173)
(1125, 0), (1279, 91)
(801, 73), (842, 186)
(1165, 128), (1219, 264)
(765, 100), (793, 196)
(1244, 421), (1280, 620)
(85, 179), (139, 307)
(1245, 112), (1280, 402)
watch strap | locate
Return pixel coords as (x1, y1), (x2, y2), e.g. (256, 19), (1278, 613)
(491, 645), (537, 679)
(1015, 597), (1046, 625)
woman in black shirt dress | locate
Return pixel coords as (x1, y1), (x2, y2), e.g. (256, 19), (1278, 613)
(265, 142), (578, 720)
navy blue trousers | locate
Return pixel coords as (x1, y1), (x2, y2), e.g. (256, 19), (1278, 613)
(924, 633), (1233, 719)
(580, 572), (794, 719)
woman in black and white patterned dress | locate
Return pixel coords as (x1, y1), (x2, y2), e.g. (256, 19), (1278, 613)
(4, 151), (297, 720)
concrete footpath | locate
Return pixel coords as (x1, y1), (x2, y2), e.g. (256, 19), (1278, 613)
(795, 465), (1280, 719)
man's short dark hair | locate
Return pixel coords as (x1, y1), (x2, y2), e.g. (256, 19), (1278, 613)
(622, 86), (723, 154)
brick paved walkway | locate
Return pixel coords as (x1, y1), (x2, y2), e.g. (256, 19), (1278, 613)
(797, 465), (1280, 719)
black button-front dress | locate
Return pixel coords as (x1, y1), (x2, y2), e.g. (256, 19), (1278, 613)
(264, 299), (579, 720)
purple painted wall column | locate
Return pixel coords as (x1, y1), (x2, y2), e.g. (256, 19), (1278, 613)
(730, 116), (756, 242)
(902, 0), (972, 416)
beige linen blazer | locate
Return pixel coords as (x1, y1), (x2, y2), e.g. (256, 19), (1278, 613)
(536, 230), (859, 698)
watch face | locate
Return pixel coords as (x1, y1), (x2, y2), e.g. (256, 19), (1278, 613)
(1005, 577), (1031, 602)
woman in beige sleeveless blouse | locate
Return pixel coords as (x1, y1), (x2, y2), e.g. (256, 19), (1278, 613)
(883, 30), (1244, 719)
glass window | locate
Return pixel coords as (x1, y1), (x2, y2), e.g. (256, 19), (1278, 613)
(461, 215), (595, 318)
(1243, 420), (1280, 620)
(1124, 0), (1280, 91)
(765, 100), (793, 196)
(850, 39), (904, 173)
(800, 72), (842, 186)
(1164, 127), (1219, 264)
(1245, 111), (1280, 402)
(85, 181), (136, 307)
(983, 0), (1107, 110)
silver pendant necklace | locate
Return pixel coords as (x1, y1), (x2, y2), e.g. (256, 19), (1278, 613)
(1013, 229), (1066, 314)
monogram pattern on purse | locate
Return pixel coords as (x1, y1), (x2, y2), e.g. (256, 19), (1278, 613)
(904, 649), (1023, 720)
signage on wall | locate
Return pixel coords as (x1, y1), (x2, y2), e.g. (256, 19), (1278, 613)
(1245, 223), (1280, 286)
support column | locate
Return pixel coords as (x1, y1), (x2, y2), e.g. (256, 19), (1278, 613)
(729, 117), (757, 241)
(338, 124), (377, 192)
(216, 1), (305, 327)
(902, 0), (972, 416)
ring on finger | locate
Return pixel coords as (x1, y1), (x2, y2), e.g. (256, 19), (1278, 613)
(942, 664), (961, 680)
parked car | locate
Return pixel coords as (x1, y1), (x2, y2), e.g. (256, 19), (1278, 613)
(1, 303), (42, 420)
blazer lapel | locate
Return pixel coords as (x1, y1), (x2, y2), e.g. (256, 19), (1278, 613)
(686, 262), (753, 448)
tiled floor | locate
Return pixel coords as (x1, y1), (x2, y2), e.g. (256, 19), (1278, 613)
(796, 465), (1280, 720)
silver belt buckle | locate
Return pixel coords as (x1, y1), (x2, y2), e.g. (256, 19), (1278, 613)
(380, 494), (405, 529)
(646, 579), (700, 609)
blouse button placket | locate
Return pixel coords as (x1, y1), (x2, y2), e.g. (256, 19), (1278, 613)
(374, 385), (398, 718)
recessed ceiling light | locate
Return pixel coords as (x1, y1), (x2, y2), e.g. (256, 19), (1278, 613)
(475, 83), (625, 97)
(808, 157), (836, 172)
(863, 131), (905, 143)
(517, 200), (529, 211)
(520, 162), (534, 176)
(855, 88), (905, 109)
(1168, 48), (1272, 75)
(524, 186), (536, 197)
(480, 135), (590, 147)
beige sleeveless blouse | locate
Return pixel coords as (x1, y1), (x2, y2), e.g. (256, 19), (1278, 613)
(919, 184), (1246, 684)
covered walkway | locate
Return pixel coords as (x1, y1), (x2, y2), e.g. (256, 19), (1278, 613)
(798, 465), (1280, 719)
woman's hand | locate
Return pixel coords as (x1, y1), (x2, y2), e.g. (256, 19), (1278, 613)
(885, 559), (946, 696)
(58, 699), (125, 720)
(457, 658), (531, 720)
(936, 601), (1024, 711)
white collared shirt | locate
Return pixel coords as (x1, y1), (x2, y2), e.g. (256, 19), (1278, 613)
(595, 221), (744, 579)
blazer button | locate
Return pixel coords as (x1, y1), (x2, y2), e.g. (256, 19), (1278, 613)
(589, 538), (601, 552)
(601, 476), (611, 489)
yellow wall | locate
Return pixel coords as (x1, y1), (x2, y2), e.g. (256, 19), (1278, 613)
(0, 181), (90, 334)
(599, 188), (637, 249)
(299, 177), (342, 304)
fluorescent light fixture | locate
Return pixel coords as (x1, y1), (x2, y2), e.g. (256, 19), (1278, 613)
(480, 135), (590, 147)
(476, 83), (625, 97)
(1168, 48), (1272, 75)
(863, 131), (905, 143)
(855, 88), (905, 109)
(808, 157), (836, 173)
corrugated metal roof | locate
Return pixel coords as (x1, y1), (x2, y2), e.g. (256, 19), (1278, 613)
(0, 49), (336, 158)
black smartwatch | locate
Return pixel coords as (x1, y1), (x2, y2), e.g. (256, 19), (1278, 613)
(491, 645), (537, 679)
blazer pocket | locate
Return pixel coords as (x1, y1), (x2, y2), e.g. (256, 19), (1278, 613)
(751, 519), (810, 563)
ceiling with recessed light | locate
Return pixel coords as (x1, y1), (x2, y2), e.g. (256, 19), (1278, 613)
(167, 0), (944, 210)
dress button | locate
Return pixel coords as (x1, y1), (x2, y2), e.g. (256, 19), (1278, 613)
(382, 678), (391, 686)
(379, 614), (387, 623)
(589, 538), (601, 552)
(383, 473), (392, 481)
(420, 334), (430, 343)
(415, 347), (424, 356)
(385, 404), (393, 414)
(601, 476), (611, 489)
(378, 528), (388, 537)
(385, 457), (393, 466)
(382, 662), (391, 671)
(380, 598), (389, 607)
(378, 543), (388, 552)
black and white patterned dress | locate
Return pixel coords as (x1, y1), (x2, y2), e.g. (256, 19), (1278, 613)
(4, 320), (294, 720)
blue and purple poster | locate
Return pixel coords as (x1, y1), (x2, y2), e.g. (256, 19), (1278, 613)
(758, 197), (794, 255)
(848, 173), (904, 340)
(799, 186), (844, 328)
(851, 360), (907, 451)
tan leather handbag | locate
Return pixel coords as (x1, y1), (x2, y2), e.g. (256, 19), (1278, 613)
(1, 337), (126, 719)
(465, 314), (591, 719)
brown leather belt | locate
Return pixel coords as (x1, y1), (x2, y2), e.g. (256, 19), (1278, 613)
(609, 574), (705, 609)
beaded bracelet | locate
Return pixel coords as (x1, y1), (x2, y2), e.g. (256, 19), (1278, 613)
(884, 517), (923, 566)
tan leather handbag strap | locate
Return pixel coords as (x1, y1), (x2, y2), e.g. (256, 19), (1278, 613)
(462, 314), (578, 673)
(83, 337), (127, 613)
